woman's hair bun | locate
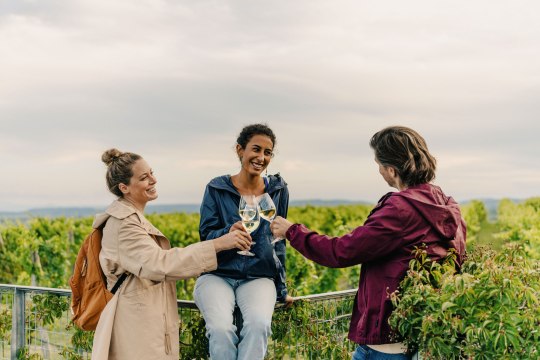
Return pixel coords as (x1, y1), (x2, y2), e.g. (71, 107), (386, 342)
(102, 148), (123, 166)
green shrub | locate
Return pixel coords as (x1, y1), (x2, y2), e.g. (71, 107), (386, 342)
(389, 244), (540, 359)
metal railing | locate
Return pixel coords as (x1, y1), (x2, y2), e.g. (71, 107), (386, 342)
(0, 284), (356, 360)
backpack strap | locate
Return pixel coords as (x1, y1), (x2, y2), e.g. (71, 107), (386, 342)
(111, 273), (129, 294)
(94, 220), (129, 295)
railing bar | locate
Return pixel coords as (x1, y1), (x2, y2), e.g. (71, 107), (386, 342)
(0, 284), (71, 295)
(1, 284), (356, 359)
(294, 288), (357, 301)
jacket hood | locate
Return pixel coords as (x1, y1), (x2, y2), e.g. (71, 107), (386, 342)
(207, 174), (287, 195)
(92, 199), (142, 229)
(392, 184), (462, 240)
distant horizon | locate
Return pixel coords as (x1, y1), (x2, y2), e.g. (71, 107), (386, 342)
(0, 196), (532, 215)
(1, 198), (370, 214)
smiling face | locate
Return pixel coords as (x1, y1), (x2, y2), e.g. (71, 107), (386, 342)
(236, 134), (274, 177)
(118, 158), (158, 210)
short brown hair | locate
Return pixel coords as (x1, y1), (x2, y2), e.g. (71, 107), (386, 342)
(370, 126), (436, 186)
(102, 148), (142, 197)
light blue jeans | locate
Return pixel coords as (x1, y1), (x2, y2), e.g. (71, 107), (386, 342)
(353, 345), (411, 360)
(193, 274), (277, 360)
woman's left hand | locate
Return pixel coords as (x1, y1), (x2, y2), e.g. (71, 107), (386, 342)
(270, 216), (293, 239)
(284, 295), (294, 308)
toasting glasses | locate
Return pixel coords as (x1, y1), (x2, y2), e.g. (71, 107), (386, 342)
(257, 193), (283, 245)
(237, 195), (260, 256)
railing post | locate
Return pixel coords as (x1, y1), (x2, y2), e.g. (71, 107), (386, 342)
(11, 287), (25, 360)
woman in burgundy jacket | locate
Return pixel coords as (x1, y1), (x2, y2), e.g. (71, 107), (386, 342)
(271, 126), (466, 360)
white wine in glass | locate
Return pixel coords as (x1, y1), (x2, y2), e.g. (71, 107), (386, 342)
(242, 215), (260, 233)
(257, 193), (283, 244)
(237, 195), (258, 256)
(259, 208), (276, 220)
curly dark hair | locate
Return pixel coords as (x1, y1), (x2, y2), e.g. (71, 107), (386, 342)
(236, 123), (276, 149)
(370, 126), (437, 186)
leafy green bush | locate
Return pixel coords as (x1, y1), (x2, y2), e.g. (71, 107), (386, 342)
(389, 244), (540, 359)
(497, 198), (540, 258)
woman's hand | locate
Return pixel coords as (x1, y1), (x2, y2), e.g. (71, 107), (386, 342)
(270, 216), (293, 240)
(229, 221), (245, 233)
(284, 295), (294, 308)
(214, 227), (252, 252)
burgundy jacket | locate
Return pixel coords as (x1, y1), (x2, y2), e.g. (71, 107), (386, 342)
(286, 183), (466, 344)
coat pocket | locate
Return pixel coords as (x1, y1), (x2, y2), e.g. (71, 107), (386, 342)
(122, 280), (161, 302)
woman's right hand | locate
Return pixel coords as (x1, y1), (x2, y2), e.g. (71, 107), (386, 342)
(270, 216), (293, 240)
(214, 224), (252, 252)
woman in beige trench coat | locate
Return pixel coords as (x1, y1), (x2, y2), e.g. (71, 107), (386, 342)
(91, 149), (253, 360)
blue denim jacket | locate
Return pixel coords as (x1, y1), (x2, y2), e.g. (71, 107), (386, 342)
(199, 174), (289, 301)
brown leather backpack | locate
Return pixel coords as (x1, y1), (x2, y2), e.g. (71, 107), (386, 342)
(69, 226), (127, 330)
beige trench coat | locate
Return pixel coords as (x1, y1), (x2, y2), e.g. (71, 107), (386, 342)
(91, 199), (218, 360)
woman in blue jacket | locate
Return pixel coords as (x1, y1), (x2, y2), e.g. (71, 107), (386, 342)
(194, 123), (292, 360)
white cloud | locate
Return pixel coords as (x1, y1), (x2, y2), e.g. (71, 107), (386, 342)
(1, 0), (539, 211)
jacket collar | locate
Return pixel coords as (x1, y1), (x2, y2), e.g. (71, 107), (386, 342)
(108, 198), (140, 219)
(92, 198), (164, 237)
(208, 174), (286, 195)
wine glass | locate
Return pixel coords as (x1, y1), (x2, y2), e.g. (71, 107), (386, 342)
(257, 193), (283, 245)
(237, 195), (259, 256)
(239, 195), (257, 221)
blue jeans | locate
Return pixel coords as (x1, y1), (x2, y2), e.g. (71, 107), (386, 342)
(353, 345), (411, 360)
(193, 274), (276, 360)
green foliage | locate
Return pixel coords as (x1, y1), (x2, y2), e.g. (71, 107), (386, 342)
(497, 197), (540, 258)
(285, 205), (370, 295)
(179, 311), (208, 360)
(268, 298), (354, 360)
(16, 347), (43, 360)
(22, 293), (72, 359)
(389, 244), (540, 359)
(3, 199), (540, 359)
(30, 293), (70, 327)
(0, 204), (372, 298)
(0, 222), (42, 285)
(0, 306), (11, 342)
(461, 200), (488, 245)
(0, 217), (92, 288)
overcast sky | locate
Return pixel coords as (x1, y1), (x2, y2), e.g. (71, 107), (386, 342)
(1, 0), (539, 212)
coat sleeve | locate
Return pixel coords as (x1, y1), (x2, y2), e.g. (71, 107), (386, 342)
(286, 199), (406, 268)
(117, 216), (218, 281)
(199, 185), (232, 240)
(273, 185), (289, 301)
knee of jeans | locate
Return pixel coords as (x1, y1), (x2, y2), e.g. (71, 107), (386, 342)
(242, 316), (272, 335)
(207, 321), (236, 337)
